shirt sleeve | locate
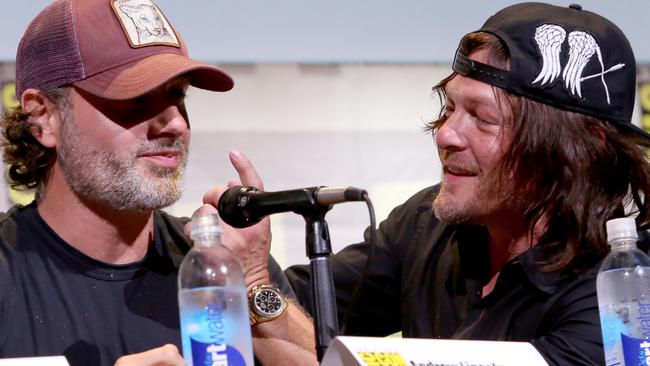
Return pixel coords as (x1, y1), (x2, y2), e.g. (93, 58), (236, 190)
(268, 255), (297, 300)
(0, 207), (20, 349)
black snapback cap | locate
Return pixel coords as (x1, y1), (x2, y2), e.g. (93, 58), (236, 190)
(452, 2), (650, 139)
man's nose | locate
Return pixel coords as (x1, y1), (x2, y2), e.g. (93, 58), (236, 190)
(149, 105), (188, 138)
(435, 112), (467, 152)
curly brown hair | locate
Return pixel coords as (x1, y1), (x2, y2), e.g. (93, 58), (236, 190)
(427, 32), (650, 273)
(1, 87), (71, 191)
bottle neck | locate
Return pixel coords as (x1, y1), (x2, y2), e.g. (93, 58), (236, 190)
(193, 233), (221, 248)
(609, 237), (638, 251)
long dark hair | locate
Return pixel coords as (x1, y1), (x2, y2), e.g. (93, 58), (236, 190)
(428, 32), (650, 273)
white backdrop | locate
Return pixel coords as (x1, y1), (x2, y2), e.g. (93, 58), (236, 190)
(0, 62), (447, 268)
(0, 1), (647, 268)
(170, 63), (447, 267)
(0, 61), (645, 268)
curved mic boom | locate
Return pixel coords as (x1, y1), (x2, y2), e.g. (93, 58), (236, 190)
(217, 185), (367, 228)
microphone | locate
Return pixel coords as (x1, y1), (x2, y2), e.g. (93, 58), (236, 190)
(217, 185), (368, 228)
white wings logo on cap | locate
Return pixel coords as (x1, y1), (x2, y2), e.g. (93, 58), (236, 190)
(532, 24), (625, 104)
(532, 25), (566, 85)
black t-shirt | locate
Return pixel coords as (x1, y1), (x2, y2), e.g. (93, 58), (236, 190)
(286, 185), (609, 365)
(0, 203), (292, 366)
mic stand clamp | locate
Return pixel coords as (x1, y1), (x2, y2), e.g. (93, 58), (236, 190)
(296, 205), (340, 362)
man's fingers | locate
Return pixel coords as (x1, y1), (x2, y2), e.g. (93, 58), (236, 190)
(203, 186), (228, 207)
(184, 204), (219, 236)
(194, 203), (218, 216)
(229, 150), (264, 190)
(113, 344), (183, 366)
(199, 150), (262, 222)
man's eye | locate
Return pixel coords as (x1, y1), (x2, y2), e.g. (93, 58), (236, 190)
(167, 85), (188, 100)
(475, 113), (499, 126)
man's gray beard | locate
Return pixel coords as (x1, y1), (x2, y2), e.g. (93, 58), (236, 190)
(57, 114), (187, 212)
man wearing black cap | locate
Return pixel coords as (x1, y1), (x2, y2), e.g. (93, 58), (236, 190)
(0, 0), (316, 365)
(278, 2), (650, 365)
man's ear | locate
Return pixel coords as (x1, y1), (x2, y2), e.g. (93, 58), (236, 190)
(21, 88), (62, 148)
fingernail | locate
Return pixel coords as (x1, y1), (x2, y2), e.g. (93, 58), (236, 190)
(230, 149), (241, 160)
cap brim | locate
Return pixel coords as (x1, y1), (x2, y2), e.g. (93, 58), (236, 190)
(73, 53), (234, 100)
(615, 120), (650, 141)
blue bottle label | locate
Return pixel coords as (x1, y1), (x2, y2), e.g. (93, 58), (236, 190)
(190, 338), (246, 366)
(621, 333), (650, 365)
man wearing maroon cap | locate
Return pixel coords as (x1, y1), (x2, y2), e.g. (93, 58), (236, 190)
(0, 0), (316, 365)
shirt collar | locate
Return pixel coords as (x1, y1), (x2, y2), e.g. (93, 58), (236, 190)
(454, 224), (567, 295)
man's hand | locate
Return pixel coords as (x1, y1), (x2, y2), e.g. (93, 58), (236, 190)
(113, 344), (183, 366)
(193, 150), (318, 365)
(199, 150), (272, 291)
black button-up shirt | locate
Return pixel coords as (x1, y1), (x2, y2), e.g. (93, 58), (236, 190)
(286, 185), (605, 365)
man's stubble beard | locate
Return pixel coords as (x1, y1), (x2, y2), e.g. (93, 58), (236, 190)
(57, 112), (187, 212)
(432, 172), (512, 225)
(433, 182), (479, 224)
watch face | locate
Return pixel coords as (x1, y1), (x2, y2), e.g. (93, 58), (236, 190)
(253, 288), (283, 316)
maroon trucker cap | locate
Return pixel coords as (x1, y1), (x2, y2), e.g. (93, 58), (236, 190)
(15, 0), (234, 101)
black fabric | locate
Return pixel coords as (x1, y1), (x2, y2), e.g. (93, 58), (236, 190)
(0, 202), (292, 366)
(285, 185), (610, 365)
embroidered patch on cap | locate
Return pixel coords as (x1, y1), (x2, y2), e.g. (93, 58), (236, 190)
(111, 0), (180, 48)
(531, 24), (625, 105)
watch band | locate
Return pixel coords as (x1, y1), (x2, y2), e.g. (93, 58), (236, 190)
(248, 284), (288, 325)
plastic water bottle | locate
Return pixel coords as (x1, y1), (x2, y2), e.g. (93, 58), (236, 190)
(178, 212), (254, 366)
(597, 217), (650, 366)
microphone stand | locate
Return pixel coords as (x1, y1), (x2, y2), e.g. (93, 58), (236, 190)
(297, 205), (339, 362)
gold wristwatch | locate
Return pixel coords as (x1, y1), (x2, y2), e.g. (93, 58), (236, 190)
(248, 285), (288, 325)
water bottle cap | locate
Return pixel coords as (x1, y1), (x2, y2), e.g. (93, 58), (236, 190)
(190, 212), (223, 240)
(606, 217), (638, 244)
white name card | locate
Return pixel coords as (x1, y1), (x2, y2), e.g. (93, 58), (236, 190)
(0, 356), (70, 365)
(321, 336), (549, 366)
